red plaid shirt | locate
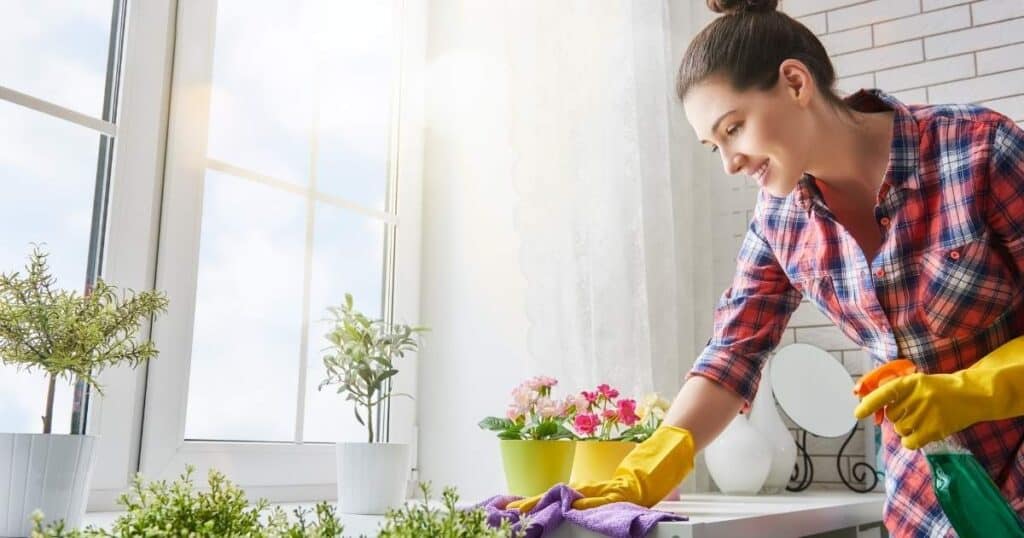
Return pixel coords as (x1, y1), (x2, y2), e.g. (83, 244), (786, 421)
(690, 89), (1024, 536)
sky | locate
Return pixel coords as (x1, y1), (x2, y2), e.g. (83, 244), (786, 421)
(0, 0), (397, 444)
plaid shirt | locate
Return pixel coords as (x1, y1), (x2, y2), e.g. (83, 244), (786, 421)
(690, 89), (1024, 537)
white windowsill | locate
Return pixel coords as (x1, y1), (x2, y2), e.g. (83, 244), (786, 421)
(83, 491), (886, 538)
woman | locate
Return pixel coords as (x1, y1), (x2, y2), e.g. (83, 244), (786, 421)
(509, 0), (1024, 535)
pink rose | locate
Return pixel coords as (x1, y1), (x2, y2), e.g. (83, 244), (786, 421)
(617, 398), (639, 426)
(597, 384), (619, 400)
(574, 413), (600, 435)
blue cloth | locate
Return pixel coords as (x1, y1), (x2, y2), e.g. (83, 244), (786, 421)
(472, 484), (687, 537)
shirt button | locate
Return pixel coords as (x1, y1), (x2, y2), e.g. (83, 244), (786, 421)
(875, 269), (885, 278)
(879, 217), (891, 227)
(949, 250), (961, 260)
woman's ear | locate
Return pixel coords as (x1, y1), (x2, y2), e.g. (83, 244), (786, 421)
(778, 59), (814, 107)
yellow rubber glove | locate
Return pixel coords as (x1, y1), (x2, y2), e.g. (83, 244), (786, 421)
(506, 425), (695, 513)
(854, 336), (1024, 450)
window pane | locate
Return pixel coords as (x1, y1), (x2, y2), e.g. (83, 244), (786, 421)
(184, 171), (306, 442)
(0, 1), (114, 118)
(315, 2), (395, 211)
(207, 0), (315, 185)
(0, 100), (100, 433)
(302, 204), (385, 442)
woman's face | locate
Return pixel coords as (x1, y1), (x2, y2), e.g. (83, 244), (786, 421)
(683, 71), (814, 197)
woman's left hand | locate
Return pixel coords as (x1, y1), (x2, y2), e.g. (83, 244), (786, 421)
(855, 336), (1024, 450)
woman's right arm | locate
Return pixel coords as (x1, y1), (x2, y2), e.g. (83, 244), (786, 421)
(663, 375), (745, 452)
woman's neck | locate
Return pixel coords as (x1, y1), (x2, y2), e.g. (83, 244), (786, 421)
(805, 106), (895, 203)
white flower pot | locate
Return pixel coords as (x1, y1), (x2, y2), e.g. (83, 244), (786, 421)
(336, 442), (410, 515)
(0, 433), (98, 537)
(704, 415), (771, 495)
(748, 361), (797, 494)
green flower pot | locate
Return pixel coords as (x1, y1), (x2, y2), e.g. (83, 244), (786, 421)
(499, 439), (576, 497)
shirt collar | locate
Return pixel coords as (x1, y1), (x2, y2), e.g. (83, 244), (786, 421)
(793, 88), (921, 213)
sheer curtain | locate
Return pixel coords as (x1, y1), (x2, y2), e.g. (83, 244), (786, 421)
(504, 0), (684, 400)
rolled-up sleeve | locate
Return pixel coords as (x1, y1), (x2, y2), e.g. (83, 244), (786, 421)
(687, 214), (802, 403)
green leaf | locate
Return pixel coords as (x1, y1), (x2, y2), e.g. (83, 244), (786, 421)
(477, 416), (516, 431)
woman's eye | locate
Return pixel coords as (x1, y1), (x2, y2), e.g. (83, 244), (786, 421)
(725, 124), (741, 137)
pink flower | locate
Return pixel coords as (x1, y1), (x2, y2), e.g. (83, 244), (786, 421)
(601, 409), (618, 421)
(581, 390), (599, 404)
(525, 375), (558, 391)
(569, 394), (590, 414)
(597, 384), (619, 400)
(511, 385), (534, 408)
(617, 398), (639, 426)
(506, 405), (523, 421)
(536, 397), (567, 419)
(574, 413), (600, 435)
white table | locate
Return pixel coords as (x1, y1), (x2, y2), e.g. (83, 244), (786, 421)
(550, 491), (886, 538)
(85, 491), (886, 538)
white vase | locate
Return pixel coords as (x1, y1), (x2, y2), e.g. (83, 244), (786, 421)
(749, 361), (797, 494)
(336, 442), (410, 515)
(704, 414), (771, 495)
(0, 433), (98, 537)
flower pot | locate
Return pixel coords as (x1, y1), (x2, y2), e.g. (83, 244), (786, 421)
(336, 442), (410, 515)
(569, 440), (637, 484)
(0, 433), (98, 537)
(705, 414), (771, 494)
(499, 440), (575, 497)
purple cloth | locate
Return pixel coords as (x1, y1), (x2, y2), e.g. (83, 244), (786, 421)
(471, 484), (687, 538)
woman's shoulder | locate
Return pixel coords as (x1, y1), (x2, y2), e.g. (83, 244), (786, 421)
(907, 100), (1014, 133)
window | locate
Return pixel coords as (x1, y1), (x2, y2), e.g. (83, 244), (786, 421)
(140, 0), (424, 500)
(0, 0), (124, 436)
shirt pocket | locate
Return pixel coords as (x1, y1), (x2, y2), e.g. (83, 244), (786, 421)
(916, 237), (1016, 340)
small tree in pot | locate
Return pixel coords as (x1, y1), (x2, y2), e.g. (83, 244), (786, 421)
(318, 293), (427, 514)
(0, 246), (168, 535)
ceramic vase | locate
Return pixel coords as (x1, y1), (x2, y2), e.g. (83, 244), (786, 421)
(0, 433), (98, 538)
(336, 442), (410, 514)
(748, 360), (797, 494)
(704, 414), (771, 494)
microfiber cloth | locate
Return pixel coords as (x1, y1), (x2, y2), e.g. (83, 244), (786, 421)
(471, 484), (687, 538)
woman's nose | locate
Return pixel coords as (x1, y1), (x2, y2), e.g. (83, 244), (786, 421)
(722, 151), (745, 176)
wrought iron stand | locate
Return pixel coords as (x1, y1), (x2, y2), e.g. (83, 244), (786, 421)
(786, 426), (880, 493)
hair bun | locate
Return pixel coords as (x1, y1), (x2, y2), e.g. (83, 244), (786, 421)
(706, 0), (779, 15)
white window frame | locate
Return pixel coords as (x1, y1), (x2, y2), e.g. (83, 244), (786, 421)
(134, 0), (426, 503)
(0, 0), (176, 512)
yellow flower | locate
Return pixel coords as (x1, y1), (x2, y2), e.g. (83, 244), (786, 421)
(637, 392), (669, 421)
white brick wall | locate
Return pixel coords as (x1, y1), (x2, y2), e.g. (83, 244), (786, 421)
(707, 0), (1024, 490)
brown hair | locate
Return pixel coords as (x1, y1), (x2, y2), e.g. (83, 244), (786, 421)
(677, 0), (845, 109)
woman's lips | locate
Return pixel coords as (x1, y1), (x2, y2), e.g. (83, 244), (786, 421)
(752, 160), (769, 187)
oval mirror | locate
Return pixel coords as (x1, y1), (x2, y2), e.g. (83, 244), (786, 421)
(770, 343), (858, 438)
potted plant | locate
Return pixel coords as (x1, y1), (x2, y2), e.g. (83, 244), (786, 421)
(478, 376), (577, 497)
(318, 293), (428, 515)
(0, 247), (168, 536)
(566, 384), (655, 485)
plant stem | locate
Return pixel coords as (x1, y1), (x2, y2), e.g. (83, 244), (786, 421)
(42, 372), (56, 434)
(366, 402), (375, 443)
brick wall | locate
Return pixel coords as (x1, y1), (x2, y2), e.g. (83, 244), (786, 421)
(707, 0), (1024, 489)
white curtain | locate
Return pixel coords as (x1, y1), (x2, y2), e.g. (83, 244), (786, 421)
(504, 1), (683, 400)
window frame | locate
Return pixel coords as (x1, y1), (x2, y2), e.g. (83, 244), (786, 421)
(133, 0), (425, 503)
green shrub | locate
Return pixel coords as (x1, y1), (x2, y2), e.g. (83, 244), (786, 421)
(31, 469), (523, 537)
